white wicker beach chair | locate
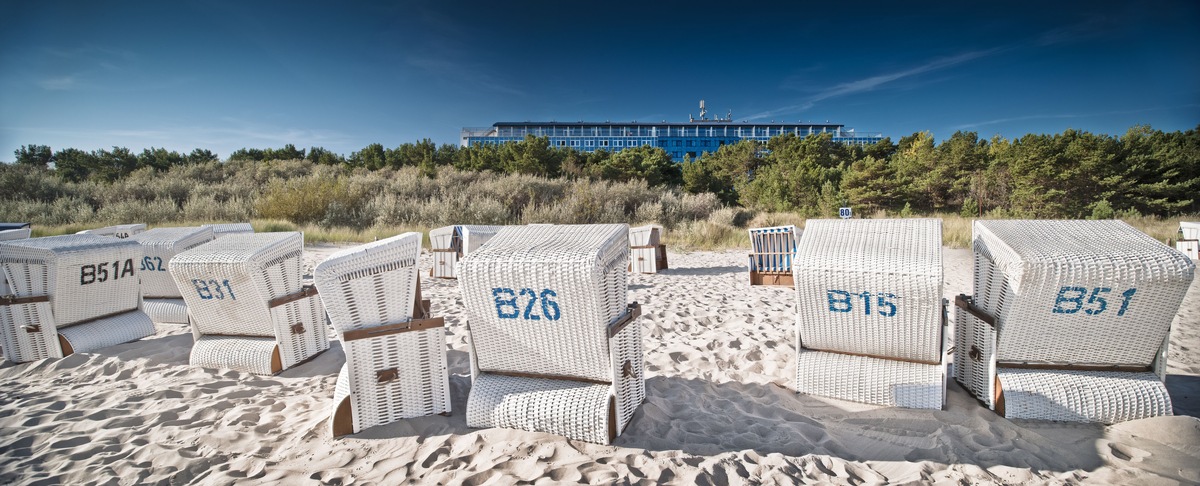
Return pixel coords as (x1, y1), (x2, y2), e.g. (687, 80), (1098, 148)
(169, 232), (329, 375)
(0, 228), (32, 296)
(749, 225), (799, 286)
(629, 225), (668, 274)
(429, 225), (504, 279)
(201, 223), (255, 238)
(0, 228), (32, 360)
(315, 232), (450, 437)
(1176, 222), (1199, 260)
(459, 224), (644, 444)
(0, 235), (155, 363)
(792, 219), (946, 409)
(130, 227), (215, 326)
(77, 223), (146, 239)
(955, 220), (1194, 423)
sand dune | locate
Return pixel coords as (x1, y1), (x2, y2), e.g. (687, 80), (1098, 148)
(0, 246), (1197, 484)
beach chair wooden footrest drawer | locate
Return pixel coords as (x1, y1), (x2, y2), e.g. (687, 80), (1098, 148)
(57, 310), (155, 355)
(795, 348), (945, 409)
(995, 369), (1171, 423)
(191, 335), (282, 375)
(332, 327), (451, 437)
(466, 372), (616, 445)
(143, 298), (190, 325)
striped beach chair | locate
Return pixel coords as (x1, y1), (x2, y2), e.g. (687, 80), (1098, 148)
(460, 224), (644, 444)
(429, 225), (504, 279)
(315, 232), (451, 436)
(169, 232), (329, 375)
(792, 219), (947, 409)
(748, 225), (799, 286)
(130, 227), (215, 326)
(0, 235), (155, 363)
(77, 223), (146, 239)
(955, 220), (1194, 423)
(629, 225), (668, 274)
(1175, 222), (1199, 259)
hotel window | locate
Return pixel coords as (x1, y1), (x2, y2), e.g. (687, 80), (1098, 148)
(600, 140), (609, 147)
(685, 140), (694, 147)
(614, 140), (623, 147)
(585, 140), (594, 147)
(674, 140), (682, 147)
(643, 140), (652, 146)
(570, 140), (579, 147)
(556, 140), (566, 147)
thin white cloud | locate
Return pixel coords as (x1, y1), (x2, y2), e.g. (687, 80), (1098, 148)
(38, 76), (78, 90)
(747, 49), (1001, 121)
(954, 104), (1200, 130)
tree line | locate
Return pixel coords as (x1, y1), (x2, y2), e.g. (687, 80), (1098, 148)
(11, 124), (1199, 218)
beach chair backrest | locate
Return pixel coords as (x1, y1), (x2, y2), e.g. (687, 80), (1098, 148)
(77, 224), (147, 239)
(628, 225), (661, 247)
(793, 219), (943, 363)
(202, 223), (254, 237)
(459, 224), (628, 382)
(0, 228), (31, 295)
(0, 235), (143, 327)
(749, 225), (798, 272)
(131, 227), (215, 299)
(315, 232), (422, 334)
(460, 225), (504, 255)
(973, 220), (1194, 366)
(1181, 222), (1200, 240)
(170, 232), (305, 337)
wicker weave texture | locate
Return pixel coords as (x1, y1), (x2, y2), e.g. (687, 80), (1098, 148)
(58, 310), (155, 354)
(748, 225), (798, 273)
(0, 228), (31, 241)
(0, 228), (30, 296)
(459, 224), (629, 382)
(315, 233), (422, 333)
(77, 224), (146, 239)
(191, 335), (279, 374)
(0, 235), (143, 327)
(314, 232), (450, 433)
(270, 293), (329, 370)
(954, 305), (998, 407)
(0, 301), (61, 362)
(793, 219), (944, 363)
(609, 315), (645, 433)
(339, 329), (450, 432)
(795, 348), (944, 409)
(131, 227), (215, 298)
(170, 232), (305, 337)
(973, 220), (1194, 366)
(466, 373), (614, 444)
(143, 298), (190, 325)
(461, 225), (504, 255)
(998, 369), (1172, 423)
(201, 223), (254, 237)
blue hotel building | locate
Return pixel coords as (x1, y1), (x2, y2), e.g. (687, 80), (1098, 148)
(461, 112), (882, 161)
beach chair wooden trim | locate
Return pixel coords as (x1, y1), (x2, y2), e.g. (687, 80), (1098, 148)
(799, 345), (942, 366)
(486, 370), (610, 386)
(341, 317), (445, 342)
(268, 285), (319, 308)
(607, 303), (641, 338)
(332, 395), (354, 437)
(58, 334), (74, 356)
(0, 295), (50, 306)
(954, 295), (995, 328)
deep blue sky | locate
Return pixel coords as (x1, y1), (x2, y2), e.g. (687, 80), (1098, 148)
(2, 1), (1198, 161)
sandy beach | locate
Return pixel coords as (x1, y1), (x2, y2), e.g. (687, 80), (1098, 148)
(1, 245), (1197, 485)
